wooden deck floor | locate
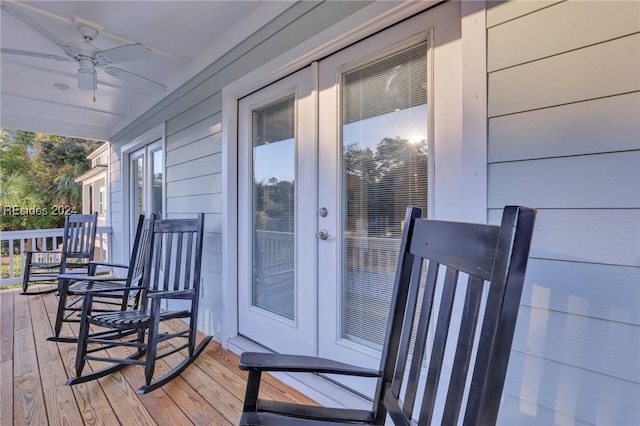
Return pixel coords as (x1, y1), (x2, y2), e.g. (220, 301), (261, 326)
(0, 288), (317, 425)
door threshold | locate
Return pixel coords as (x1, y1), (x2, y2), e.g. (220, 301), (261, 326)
(227, 335), (371, 410)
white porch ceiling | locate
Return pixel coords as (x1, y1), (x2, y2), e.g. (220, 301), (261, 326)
(0, 0), (292, 141)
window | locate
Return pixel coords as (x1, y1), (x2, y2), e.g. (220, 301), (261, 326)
(130, 140), (163, 227)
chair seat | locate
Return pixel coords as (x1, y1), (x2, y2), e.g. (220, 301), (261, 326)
(89, 308), (190, 329)
(68, 279), (132, 296)
(30, 262), (62, 269)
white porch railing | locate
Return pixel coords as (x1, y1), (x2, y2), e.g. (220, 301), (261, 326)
(0, 226), (112, 288)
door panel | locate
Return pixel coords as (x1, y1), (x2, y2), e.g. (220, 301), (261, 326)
(317, 2), (460, 396)
(238, 67), (317, 356)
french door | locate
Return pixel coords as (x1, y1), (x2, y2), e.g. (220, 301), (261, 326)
(238, 1), (460, 395)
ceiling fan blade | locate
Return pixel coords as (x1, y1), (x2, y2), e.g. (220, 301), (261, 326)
(0, 4), (79, 60)
(0, 47), (71, 62)
(95, 43), (152, 66)
(103, 67), (166, 93)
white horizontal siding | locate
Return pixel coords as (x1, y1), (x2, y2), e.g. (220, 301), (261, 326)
(166, 153), (222, 182)
(166, 174), (221, 198)
(165, 114), (221, 152)
(166, 92), (222, 137)
(512, 305), (639, 382)
(522, 259), (640, 325)
(498, 393), (592, 426)
(488, 151), (640, 209)
(489, 34), (640, 117)
(488, 0), (640, 71)
(166, 194), (221, 215)
(166, 133), (221, 168)
(487, 0), (563, 28)
(489, 92), (640, 162)
(503, 352), (639, 425)
(490, 208), (640, 267)
(488, 2), (640, 424)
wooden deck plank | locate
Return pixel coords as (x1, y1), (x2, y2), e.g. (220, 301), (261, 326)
(1, 360), (13, 426)
(0, 290), (14, 425)
(156, 374), (232, 425)
(3, 289), (320, 425)
(94, 369), (159, 426)
(105, 322), (233, 425)
(106, 344), (196, 426)
(162, 347), (241, 424)
(1, 290), (14, 362)
(27, 294), (84, 426)
(12, 294), (47, 426)
(41, 292), (122, 426)
(164, 319), (318, 406)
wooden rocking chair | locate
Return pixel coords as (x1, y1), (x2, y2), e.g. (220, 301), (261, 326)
(48, 215), (151, 343)
(67, 213), (212, 394)
(239, 205), (536, 425)
(21, 212), (98, 295)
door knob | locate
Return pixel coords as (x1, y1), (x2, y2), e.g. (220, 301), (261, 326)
(316, 229), (330, 240)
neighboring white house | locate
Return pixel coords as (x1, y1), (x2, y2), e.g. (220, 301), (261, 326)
(13, 1), (638, 424)
(75, 142), (109, 226)
(75, 142), (109, 261)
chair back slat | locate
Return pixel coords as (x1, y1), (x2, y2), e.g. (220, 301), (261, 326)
(418, 266), (459, 425)
(60, 213), (98, 265)
(373, 205), (535, 425)
(400, 260), (439, 416)
(391, 260), (424, 401)
(127, 216), (153, 290)
(183, 231), (194, 291)
(143, 214), (205, 297)
(441, 274), (484, 425)
(371, 206), (422, 423)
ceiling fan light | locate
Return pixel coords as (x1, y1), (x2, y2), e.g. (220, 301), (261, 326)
(78, 67), (96, 90)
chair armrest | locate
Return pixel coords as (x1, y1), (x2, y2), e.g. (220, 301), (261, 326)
(57, 273), (126, 282)
(147, 289), (195, 300)
(89, 261), (129, 269)
(23, 250), (62, 255)
(239, 352), (380, 377)
(73, 285), (146, 296)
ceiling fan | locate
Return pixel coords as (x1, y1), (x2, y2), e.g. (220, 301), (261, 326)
(1, 3), (166, 95)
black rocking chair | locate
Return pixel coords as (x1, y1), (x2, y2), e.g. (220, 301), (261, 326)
(67, 213), (212, 394)
(239, 205), (536, 425)
(48, 215), (150, 342)
(21, 212), (98, 295)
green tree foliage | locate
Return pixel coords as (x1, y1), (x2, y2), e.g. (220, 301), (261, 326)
(0, 173), (43, 230)
(0, 129), (101, 230)
(0, 129), (34, 176)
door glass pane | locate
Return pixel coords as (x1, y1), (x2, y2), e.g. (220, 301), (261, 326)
(252, 95), (296, 320)
(341, 41), (429, 349)
(133, 157), (144, 218)
(152, 149), (163, 216)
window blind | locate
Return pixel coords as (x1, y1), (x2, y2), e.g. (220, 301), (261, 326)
(341, 40), (429, 349)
